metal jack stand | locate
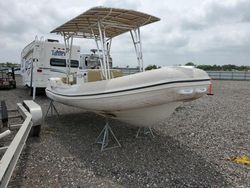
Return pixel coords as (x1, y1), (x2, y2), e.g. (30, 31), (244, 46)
(96, 117), (121, 152)
(136, 127), (155, 138)
(45, 100), (59, 118)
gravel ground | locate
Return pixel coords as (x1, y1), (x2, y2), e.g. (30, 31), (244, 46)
(1, 75), (249, 187)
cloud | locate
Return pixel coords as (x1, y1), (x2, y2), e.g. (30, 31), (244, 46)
(0, 0), (249, 66)
(165, 0), (250, 56)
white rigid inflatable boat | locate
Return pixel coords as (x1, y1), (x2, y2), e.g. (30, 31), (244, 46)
(45, 7), (210, 128)
(46, 66), (210, 127)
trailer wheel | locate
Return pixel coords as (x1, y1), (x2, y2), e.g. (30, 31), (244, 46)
(29, 125), (41, 137)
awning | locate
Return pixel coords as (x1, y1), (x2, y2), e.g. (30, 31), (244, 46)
(51, 6), (160, 38)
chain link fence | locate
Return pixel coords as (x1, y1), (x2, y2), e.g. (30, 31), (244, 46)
(207, 71), (250, 80)
(118, 68), (250, 80)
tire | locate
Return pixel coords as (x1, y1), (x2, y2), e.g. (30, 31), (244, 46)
(29, 125), (41, 137)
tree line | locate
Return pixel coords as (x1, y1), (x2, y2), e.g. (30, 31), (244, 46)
(2, 61), (250, 71)
(145, 63), (250, 71)
(0, 62), (20, 68)
(185, 62), (250, 71)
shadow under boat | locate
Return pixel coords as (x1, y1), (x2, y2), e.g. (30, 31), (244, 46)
(41, 112), (229, 187)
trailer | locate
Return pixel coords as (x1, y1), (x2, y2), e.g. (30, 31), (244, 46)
(20, 37), (80, 95)
(0, 100), (42, 188)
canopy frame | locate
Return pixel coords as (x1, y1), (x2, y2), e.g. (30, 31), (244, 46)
(62, 33), (74, 82)
(130, 28), (143, 72)
(51, 7), (160, 80)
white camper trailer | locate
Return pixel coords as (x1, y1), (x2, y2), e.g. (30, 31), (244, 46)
(21, 38), (80, 91)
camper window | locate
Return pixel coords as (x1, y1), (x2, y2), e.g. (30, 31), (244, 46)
(70, 60), (79, 68)
(50, 58), (79, 68)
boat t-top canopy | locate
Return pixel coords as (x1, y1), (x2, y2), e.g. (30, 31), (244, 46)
(51, 6), (160, 38)
(51, 7), (160, 81)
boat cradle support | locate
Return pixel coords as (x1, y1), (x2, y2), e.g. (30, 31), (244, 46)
(136, 127), (155, 138)
(96, 117), (121, 152)
(0, 100), (42, 188)
(44, 100), (59, 119)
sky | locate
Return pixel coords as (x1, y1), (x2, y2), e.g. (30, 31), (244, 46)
(0, 0), (250, 67)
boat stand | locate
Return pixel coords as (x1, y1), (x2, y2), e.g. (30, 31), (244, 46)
(96, 117), (121, 152)
(45, 100), (59, 118)
(136, 127), (155, 138)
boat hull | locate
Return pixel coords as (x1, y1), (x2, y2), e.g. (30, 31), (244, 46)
(46, 67), (210, 127)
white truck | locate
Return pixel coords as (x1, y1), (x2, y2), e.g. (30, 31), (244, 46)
(21, 38), (80, 93)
